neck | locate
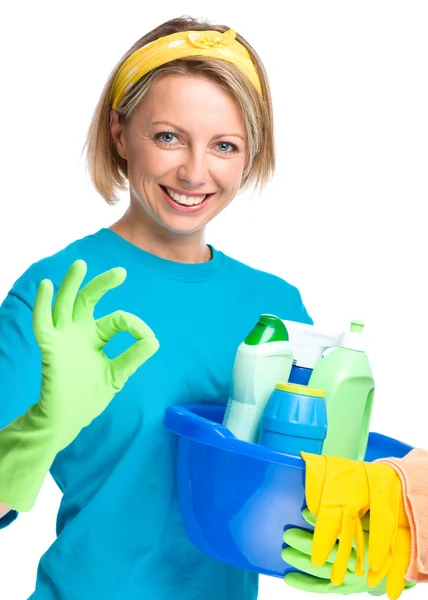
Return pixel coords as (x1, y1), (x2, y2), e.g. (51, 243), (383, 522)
(109, 205), (211, 264)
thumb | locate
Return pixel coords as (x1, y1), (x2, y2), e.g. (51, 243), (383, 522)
(301, 452), (327, 514)
(95, 309), (159, 388)
(111, 336), (160, 389)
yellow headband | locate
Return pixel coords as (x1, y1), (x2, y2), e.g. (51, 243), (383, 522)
(110, 29), (262, 109)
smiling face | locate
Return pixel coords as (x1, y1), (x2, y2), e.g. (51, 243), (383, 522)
(110, 74), (247, 236)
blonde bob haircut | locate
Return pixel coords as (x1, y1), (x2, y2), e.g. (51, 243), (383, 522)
(86, 16), (275, 204)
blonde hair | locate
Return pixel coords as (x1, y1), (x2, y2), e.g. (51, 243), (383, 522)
(86, 16), (275, 204)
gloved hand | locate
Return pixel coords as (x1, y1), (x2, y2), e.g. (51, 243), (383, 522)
(301, 451), (370, 585)
(299, 451), (412, 600)
(282, 509), (416, 597)
(0, 260), (159, 512)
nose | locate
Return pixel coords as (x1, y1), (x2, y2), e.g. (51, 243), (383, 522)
(177, 147), (208, 189)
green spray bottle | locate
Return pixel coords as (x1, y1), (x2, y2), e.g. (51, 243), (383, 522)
(307, 320), (374, 460)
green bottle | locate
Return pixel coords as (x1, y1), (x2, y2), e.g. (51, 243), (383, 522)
(307, 320), (375, 460)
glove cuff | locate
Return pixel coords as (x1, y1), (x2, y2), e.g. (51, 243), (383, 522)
(0, 404), (60, 511)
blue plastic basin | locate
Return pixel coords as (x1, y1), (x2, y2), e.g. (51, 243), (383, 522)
(163, 404), (413, 578)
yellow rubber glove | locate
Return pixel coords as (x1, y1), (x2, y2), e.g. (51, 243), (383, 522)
(363, 462), (411, 600)
(302, 452), (412, 600)
(301, 452), (370, 586)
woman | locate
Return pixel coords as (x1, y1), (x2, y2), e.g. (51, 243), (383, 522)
(0, 15), (312, 600)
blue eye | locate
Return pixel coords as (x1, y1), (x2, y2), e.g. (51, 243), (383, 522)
(155, 132), (238, 154)
(217, 142), (238, 153)
(156, 132), (177, 144)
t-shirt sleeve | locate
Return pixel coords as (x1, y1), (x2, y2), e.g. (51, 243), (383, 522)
(276, 279), (313, 325)
(0, 273), (43, 528)
(294, 287), (313, 325)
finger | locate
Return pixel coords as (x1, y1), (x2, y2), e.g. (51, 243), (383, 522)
(283, 528), (359, 569)
(52, 260), (87, 328)
(73, 267), (127, 319)
(33, 279), (54, 344)
(110, 337), (159, 389)
(367, 557), (393, 590)
(366, 463), (399, 573)
(386, 570), (407, 600)
(284, 571), (336, 593)
(283, 528), (316, 558)
(301, 507), (361, 570)
(330, 513), (356, 586)
(96, 310), (156, 343)
(367, 580), (388, 597)
(311, 507), (342, 568)
(284, 570), (361, 594)
(282, 547), (333, 580)
(302, 507), (317, 527)
(354, 517), (366, 576)
(385, 528), (411, 600)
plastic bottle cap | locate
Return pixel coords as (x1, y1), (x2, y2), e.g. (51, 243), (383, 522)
(340, 319), (366, 351)
(275, 382), (325, 398)
(350, 320), (365, 333)
(244, 314), (289, 345)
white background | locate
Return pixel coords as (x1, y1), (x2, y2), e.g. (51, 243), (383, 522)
(0, 1), (427, 598)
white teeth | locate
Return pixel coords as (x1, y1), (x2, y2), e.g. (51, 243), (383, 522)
(165, 187), (207, 206)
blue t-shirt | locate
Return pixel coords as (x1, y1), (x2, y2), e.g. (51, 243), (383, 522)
(0, 228), (312, 600)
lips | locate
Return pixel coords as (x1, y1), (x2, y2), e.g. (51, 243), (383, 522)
(161, 185), (206, 205)
(159, 185), (213, 213)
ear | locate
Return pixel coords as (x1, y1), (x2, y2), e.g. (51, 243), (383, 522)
(110, 110), (127, 159)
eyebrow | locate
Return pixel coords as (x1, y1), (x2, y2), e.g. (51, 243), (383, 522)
(151, 120), (245, 141)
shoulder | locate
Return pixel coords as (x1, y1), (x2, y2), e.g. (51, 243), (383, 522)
(221, 250), (300, 293)
(220, 250), (313, 324)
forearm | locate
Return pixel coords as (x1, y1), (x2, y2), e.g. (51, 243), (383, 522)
(0, 403), (59, 512)
(0, 502), (11, 519)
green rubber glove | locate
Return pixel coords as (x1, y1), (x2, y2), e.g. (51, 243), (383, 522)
(0, 260), (159, 512)
(282, 510), (416, 597)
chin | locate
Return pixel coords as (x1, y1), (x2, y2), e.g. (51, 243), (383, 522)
(154, 211), (208, 236)
(161, 221), (206, 236)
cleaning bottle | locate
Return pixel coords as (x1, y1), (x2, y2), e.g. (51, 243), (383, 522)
(307, 320), (375, 460)
(258, 382), (328, 456)
(223, 314), (294, 443)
